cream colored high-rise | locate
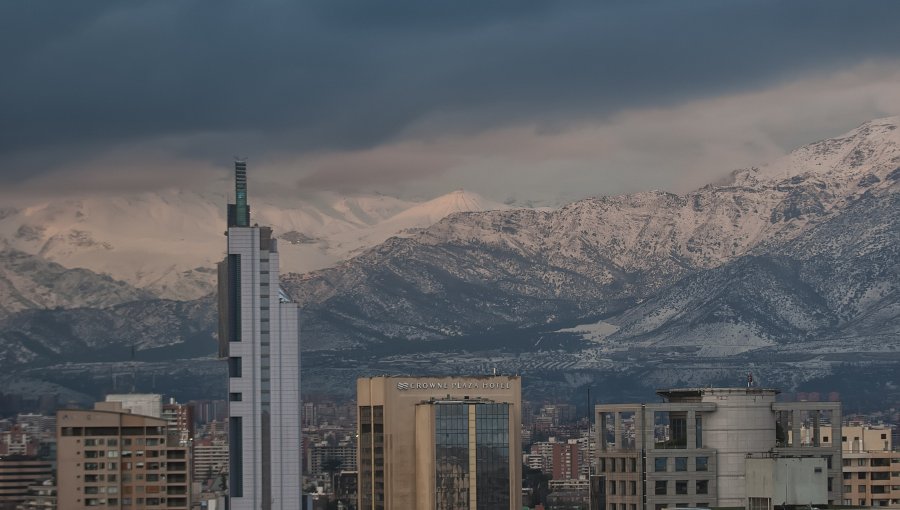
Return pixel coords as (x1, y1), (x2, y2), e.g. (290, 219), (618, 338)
(56, 403), (190, 509)
(357, 376), (522, 510)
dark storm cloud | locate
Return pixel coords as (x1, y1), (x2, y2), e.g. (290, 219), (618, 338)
(2, 0), (900, 183)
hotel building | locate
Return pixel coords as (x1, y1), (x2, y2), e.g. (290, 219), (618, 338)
(217, 160), (302, 510)
(356, 375), (522, 510)
(596, 387), (842, 510)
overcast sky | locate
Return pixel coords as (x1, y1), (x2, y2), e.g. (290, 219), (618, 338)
(3, 0), (900, 205)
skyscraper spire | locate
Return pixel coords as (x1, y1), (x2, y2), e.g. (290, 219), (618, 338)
(234, 159), (249, 227)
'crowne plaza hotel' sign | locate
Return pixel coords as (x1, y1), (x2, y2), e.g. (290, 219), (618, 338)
(396, 380), (513, 391)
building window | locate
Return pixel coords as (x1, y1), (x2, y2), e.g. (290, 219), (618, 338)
(630, 481), (637, 496)
(675, 480), (688, 495)
(696, 480), (709, 495)
(229, 392), (242, 402)
(675, 457), (687, 471)
(655, 457), (667, 472)
(228, 357), (242, 378)
(629, 458), (637, 472)
(695, 416), (703, 448)
(610, 481), (616, 495)
(695, 456), (708, 472)
(654, 411), (687, 449)
(655, 481), (667, 496)
(748, 498), (770, 510)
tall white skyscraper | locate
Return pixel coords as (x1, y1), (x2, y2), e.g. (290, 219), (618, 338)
(218, 160), (301, 510)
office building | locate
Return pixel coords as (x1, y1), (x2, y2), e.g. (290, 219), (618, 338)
(0, 456), (53, 510)
(841, 424), (900, 507)
(218, 160), (302, 510)
(596, 387), (842, 510)
(56, 403), (190, 509)
(105, 394), (163, 419)
(357, 375), (522, 510)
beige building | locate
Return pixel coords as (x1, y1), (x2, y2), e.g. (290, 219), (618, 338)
(841, 424), (900, 507)
(357, 375), (521, 510)
(57, 403), (190, 509)
(596, 387), (842, 510)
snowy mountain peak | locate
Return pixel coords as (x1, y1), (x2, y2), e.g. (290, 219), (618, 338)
(387, 189), (510, 226)
(0, 188), (514, 300)
(738, 115), (900, 184)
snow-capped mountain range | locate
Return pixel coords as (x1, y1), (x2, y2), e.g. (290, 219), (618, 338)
(284, 117), (899, 347)
(0, 116), (898, 404)
(0, 189), (509, 299)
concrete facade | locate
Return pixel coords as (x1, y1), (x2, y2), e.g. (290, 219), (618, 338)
(596, 388), (842, 510)
(841, 425), (900, 507)
(746, 456), (828, 507)
(56, 406), (190, 509)
(357, 376), (522, 510)
(104, 394), (163, 419)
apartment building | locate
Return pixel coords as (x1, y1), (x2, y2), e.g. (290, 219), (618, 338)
(57, 403), (190, 509)
(841, 424), (900, 507)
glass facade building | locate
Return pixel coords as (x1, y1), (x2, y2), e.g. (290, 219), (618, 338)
(417, 400), (513, 510)
(357, 376), (521, 510)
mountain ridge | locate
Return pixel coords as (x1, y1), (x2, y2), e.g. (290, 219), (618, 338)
(1, 116), (898, 405)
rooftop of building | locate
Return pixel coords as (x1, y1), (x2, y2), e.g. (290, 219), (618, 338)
(364, 374), (521, 380)
(657, 387), (780, 402)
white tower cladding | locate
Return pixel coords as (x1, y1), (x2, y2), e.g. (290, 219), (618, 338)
(218, 160), (302, 510)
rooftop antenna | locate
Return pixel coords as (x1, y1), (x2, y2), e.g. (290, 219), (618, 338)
(747, 372), (754, 388)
